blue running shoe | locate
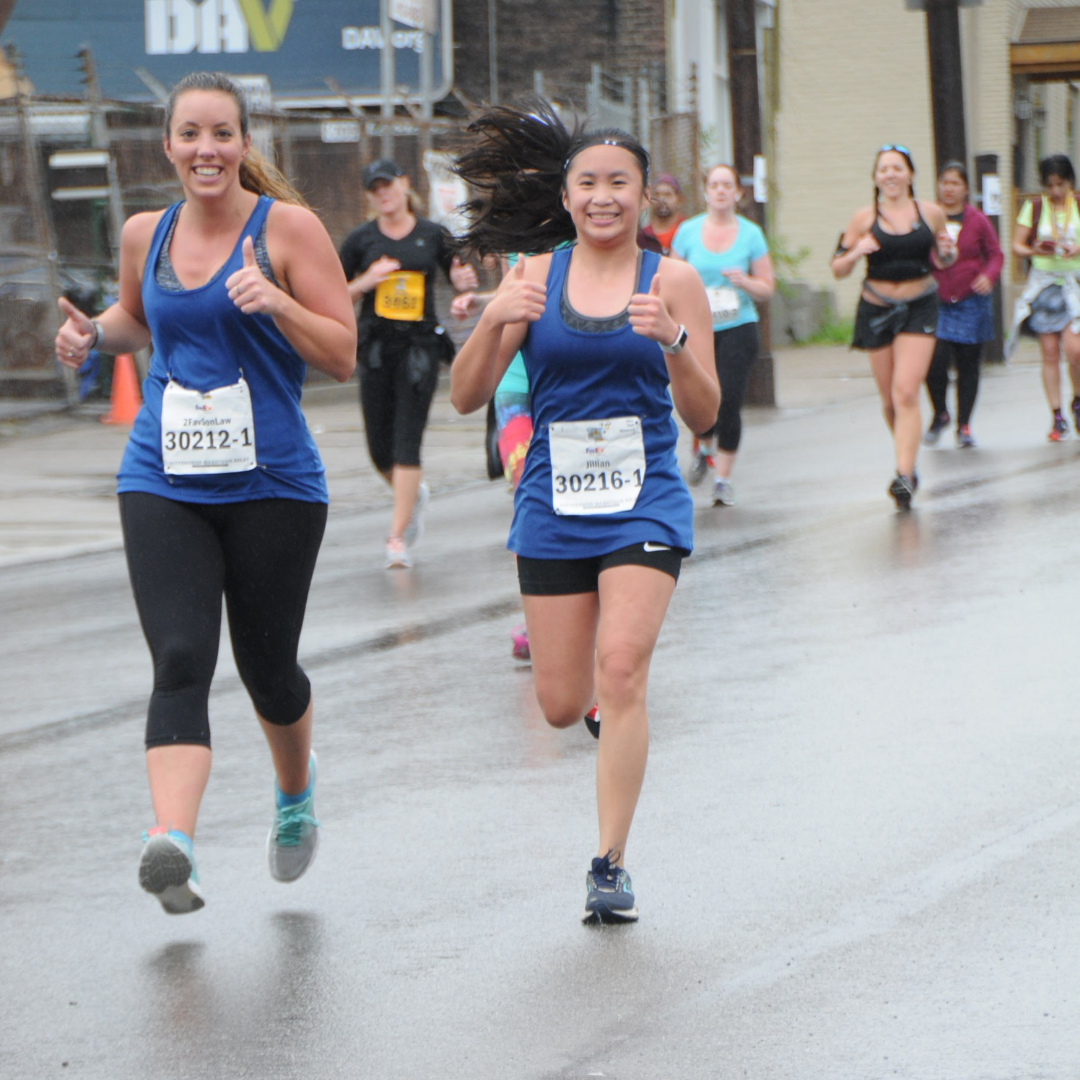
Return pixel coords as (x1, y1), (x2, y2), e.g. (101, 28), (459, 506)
(267, 752), (319, 883)
(582, 851), (638, 924)
(139, 828), (205, 915)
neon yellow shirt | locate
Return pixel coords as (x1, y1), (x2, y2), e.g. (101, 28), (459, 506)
(1017, 197), (1080, 272)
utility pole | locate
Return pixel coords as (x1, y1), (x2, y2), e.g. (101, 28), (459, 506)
(488, 0), (498, 104)
(726, 0), (774, 407)
(380, 0), (395, 159)
(419, 0), (434, 161)
(975, 151), (1004, 362)
(922, 0), (969, 169)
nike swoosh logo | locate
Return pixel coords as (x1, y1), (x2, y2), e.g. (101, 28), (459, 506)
(642, 542), (671, 552)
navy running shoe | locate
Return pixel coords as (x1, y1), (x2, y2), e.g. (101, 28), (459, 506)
(582, 851), (638, 924)
(888, 472), (917, 509)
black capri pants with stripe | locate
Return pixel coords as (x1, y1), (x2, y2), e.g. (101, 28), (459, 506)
(702, 322), (760, 452)
(119, 492), (327, 749)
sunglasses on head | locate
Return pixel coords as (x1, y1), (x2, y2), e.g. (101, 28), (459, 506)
(879, 144), (911, 157)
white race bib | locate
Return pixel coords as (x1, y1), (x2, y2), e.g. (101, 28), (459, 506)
(548, 416), (646, 515)
(706, 286), (741, 324)
(161, 376), (257, 475)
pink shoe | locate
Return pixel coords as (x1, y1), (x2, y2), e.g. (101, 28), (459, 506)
(510, 626), (530, 661)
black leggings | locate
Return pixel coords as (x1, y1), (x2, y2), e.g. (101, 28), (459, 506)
(119, 492), (327, 749)
(359, 334), (440, 473)
(926, 339), (981, 428)
(703, 323), (760, 451)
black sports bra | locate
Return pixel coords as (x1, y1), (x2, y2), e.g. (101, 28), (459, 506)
(865, 203), (934, 282)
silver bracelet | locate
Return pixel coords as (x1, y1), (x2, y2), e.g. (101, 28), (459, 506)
(90, 319), (103, 350)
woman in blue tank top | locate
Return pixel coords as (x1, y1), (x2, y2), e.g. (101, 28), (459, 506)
(55, 73), (356, 915)
(452, 102), (718, 924)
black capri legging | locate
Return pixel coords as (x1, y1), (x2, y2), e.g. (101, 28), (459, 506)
(702, 322), (760, 452)
(359, 331), (441, 473)
(119, 492), (327, 749)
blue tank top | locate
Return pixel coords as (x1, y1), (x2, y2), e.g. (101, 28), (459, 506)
(508, 246), (694, 558)
(117, 196), (327, 504)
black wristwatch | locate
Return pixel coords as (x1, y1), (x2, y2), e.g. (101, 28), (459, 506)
(660, 324), (689, 355)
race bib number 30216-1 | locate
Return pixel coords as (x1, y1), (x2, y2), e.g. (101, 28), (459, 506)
(706, 285), (741, 324)
(161, 377), (257, 475)
(374, 270), (426, 321)
(548, 416), (646, 515)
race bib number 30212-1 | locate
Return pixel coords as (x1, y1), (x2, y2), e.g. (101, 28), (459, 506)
(548, 416), (646, 515)
(161, 377), (257, 475)
(374, 270), (425, 321)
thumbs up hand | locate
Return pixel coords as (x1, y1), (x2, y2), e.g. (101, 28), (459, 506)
(484, 253), (546, 328)
(55, 297), (98, 369)
(225, 234), (282, 316)
(629, 267), (678, 345)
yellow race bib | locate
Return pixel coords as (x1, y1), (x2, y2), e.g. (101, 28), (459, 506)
(374, 270), (425, 322)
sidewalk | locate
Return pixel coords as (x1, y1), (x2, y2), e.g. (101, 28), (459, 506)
(0, 340), (1046, 568)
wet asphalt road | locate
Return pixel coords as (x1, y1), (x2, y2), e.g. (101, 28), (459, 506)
(2, 363), (1080, 1079)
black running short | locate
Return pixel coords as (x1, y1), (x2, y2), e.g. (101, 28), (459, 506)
(516, 541), (687, 595)
(851, 291), (939, 351)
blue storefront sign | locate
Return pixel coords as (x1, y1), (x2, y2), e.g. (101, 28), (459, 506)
(1, 0), (452, 106)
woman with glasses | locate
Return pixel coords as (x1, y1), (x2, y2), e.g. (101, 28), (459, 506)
(1009, 154), (1080, 441)
(832, 145), (956, 508)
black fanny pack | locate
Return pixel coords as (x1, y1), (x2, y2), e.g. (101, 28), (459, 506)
(863, 281), (936, 337)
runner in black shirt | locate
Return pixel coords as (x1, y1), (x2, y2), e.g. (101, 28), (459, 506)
(339, 158), (477, 567)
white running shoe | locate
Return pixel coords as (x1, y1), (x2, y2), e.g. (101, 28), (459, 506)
(385, 537), (412, 569)
(711, 477), (736, 506)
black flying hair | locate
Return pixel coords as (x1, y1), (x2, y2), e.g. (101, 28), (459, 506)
(453, 97), (650, 257)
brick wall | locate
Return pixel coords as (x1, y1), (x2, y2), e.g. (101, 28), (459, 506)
(452, 0), (665, 113)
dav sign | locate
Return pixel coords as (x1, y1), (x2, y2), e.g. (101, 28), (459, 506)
(2, 0), (451, 106)
(145, 0), (292, 55)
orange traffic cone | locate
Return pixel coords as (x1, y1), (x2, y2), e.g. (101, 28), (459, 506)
(100, 353), (142, 425)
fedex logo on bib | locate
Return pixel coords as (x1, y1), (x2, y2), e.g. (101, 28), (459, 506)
(549, 416), (646, 516)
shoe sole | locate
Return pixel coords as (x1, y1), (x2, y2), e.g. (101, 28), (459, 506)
(139, 836), (204, 915)
(582, 902), (639, 925)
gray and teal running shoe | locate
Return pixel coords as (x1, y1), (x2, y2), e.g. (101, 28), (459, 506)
(582, 851), (638, 924)
(139, 828), (205, 915)
(267, 752), (320, 883)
